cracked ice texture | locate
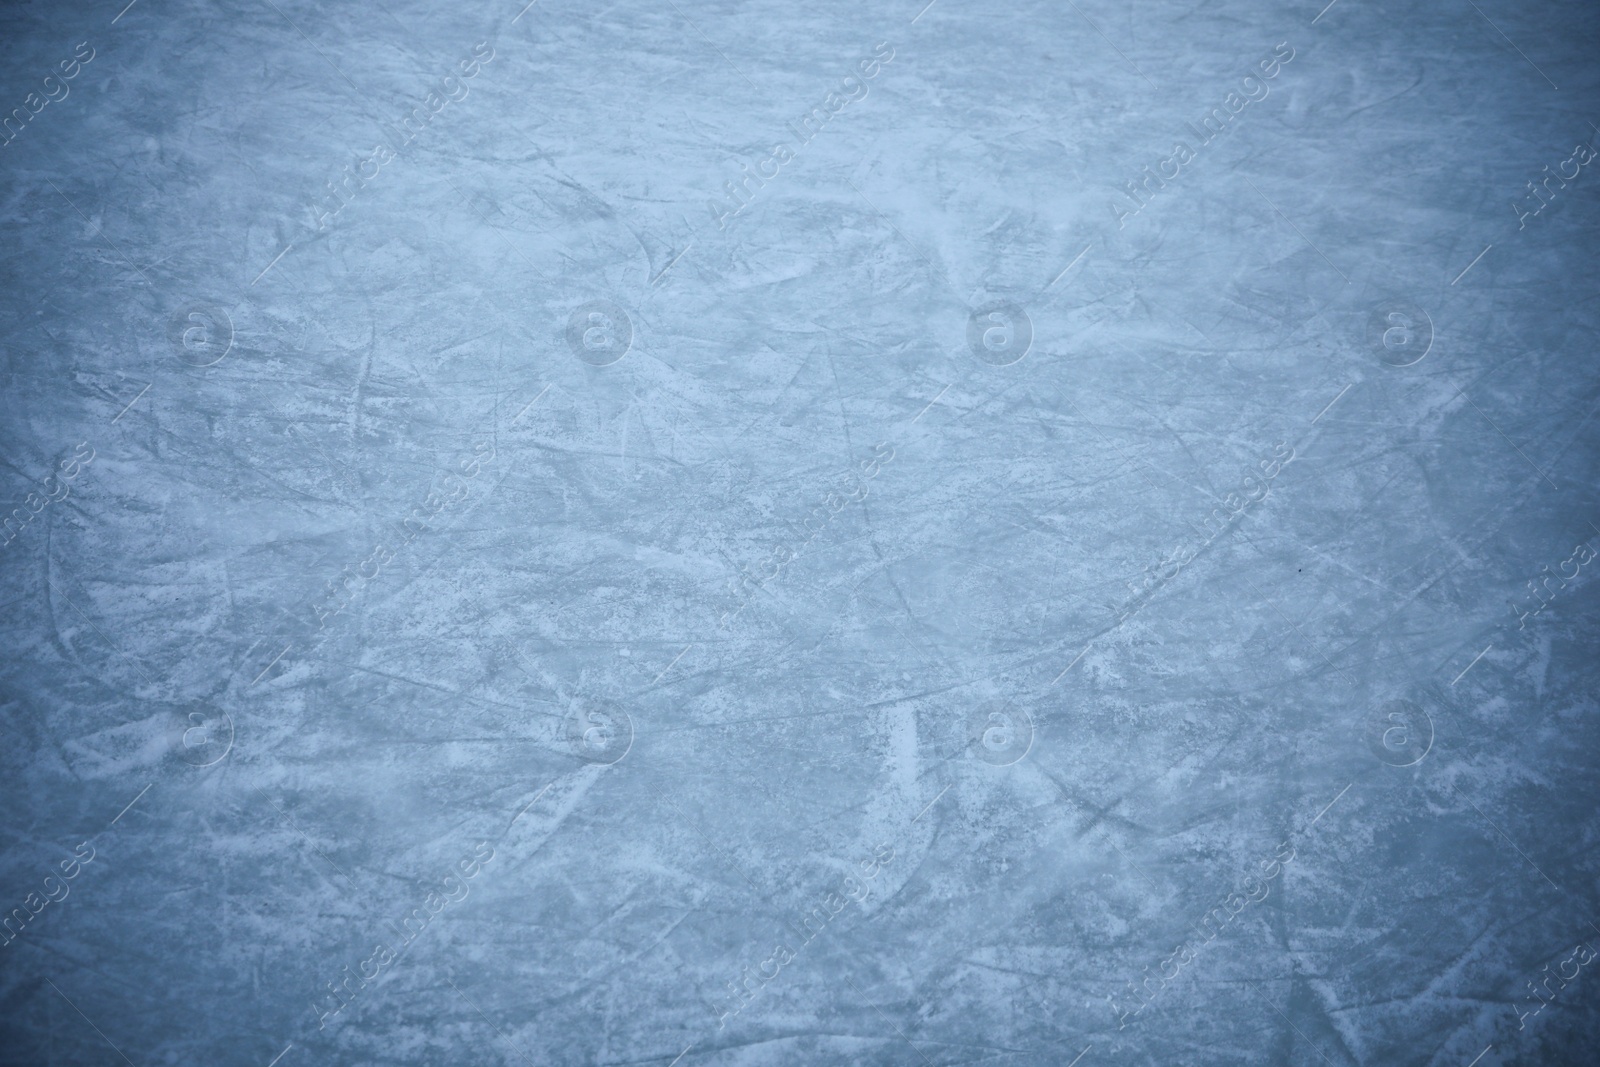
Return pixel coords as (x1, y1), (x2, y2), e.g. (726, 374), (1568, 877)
(1, 0), (1598, 1065)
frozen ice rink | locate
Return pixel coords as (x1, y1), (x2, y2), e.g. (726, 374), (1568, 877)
(2, 0), (1598, 1064)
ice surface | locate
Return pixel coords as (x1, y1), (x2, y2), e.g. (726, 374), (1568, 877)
(1, 0), (1598, 1065)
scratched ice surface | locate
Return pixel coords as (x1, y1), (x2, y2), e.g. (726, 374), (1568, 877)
(2, 0), (1598, 1064)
